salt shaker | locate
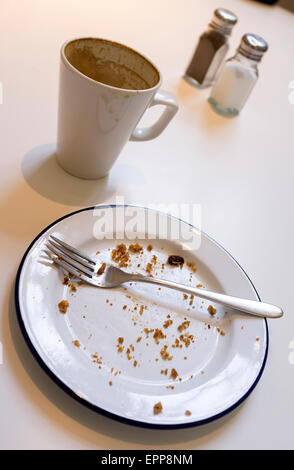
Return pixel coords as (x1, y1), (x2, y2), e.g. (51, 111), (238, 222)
(208, 33), (268, 116)
(184, 8), (238, 89)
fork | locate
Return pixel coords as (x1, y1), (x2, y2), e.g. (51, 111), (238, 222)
(44, 235), (283, 319)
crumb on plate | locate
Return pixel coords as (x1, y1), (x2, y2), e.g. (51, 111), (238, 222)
(111, 243), (129, 267)
(153, 328), (166, 344)
(146, 262), (153, 274)
(160, 345), (173, 361)
(153, 402), (163, 415)
(163, 319), (173, 329)
(170, 368), (178, 380)
(129, 242), (143, 253)
(186, 261), (197, 272)
(97, 262), (106, 275)
(167, 255), (184, 267)
(177, 320), (190, 332)
(207, 305), (217, 316)
(58, 300), (69, 314)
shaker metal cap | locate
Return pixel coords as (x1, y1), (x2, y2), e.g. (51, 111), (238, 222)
(210, 8), (238, 34)
(215, 8), (238, 25)
(238, 33), (268, 61)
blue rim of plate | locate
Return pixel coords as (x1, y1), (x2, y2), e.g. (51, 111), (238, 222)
(14, 204), (269, 430)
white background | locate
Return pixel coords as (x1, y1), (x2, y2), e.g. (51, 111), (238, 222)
(0, 0), (293, 450)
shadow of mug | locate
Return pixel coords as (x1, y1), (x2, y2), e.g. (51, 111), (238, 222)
(21, 143), (146, 207)
(21, 143), (114, 206)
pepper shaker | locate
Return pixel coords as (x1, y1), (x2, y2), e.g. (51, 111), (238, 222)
(208, 33), (268, 116)
(184, 8), (238, 89)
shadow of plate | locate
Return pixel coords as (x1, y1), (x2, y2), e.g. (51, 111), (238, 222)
(8, 280), (242, 448)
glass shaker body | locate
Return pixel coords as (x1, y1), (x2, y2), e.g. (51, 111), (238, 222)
(209, 54), (259, 116)
(208, 33), (268, 116)
(184, 26), (230, 89)
(184, 8), (238, 89)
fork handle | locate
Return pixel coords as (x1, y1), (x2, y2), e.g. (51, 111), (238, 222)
(128, 274), (283, 319)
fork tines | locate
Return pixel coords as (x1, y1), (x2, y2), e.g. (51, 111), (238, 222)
(45, 235), (97, 281)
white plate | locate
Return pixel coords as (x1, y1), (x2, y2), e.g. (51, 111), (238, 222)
(15, 205), (268, 428)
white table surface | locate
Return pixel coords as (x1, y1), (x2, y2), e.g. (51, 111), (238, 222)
(0, 0), (293, 450)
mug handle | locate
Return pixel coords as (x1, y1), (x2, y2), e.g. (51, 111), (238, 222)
(129, 90), (178, 141)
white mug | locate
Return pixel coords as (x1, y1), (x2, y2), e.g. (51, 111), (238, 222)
(56, 37), (179, 179)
